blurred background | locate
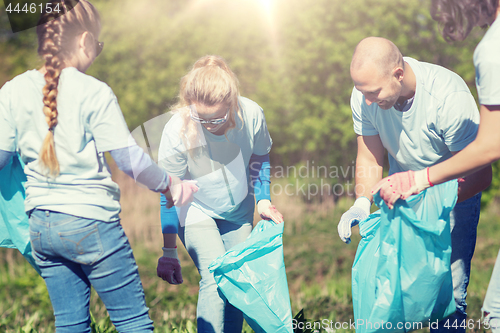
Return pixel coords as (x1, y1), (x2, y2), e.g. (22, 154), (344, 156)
(1, 0), (499, 332)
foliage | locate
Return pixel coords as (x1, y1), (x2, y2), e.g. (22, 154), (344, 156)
(1, 0), (498, 203)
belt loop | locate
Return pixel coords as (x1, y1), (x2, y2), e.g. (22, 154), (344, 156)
(45, 210), (50, 217)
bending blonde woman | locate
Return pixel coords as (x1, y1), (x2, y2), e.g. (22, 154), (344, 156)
(157, 55), (283, 333)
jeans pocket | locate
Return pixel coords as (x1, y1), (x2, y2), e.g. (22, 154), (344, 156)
(29, 230), (42, 255)
(59, 223), (104, 265)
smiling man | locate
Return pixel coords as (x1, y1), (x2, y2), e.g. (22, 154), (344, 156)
(336, 36), (492, 333)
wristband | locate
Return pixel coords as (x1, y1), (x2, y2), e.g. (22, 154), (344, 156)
(427, 168), (434, 187)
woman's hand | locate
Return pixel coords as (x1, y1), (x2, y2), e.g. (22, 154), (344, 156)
(257, 199), (284, 224)
(371, 169), (431, 209)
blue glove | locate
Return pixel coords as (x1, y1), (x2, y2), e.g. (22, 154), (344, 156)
(337, 196), (371, 244)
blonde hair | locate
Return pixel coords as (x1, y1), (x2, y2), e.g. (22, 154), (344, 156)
(36, 0), (101, 177)
(172, 55), (243, 152)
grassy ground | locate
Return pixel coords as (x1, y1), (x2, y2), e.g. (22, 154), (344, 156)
(0, 168), (498, 332)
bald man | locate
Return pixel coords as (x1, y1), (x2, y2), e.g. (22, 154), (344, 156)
(337, 37), (492, 332)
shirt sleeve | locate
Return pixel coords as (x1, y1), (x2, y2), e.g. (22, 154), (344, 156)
(475, 42), (500, 106)
(439, 91), (480, 152)
(0, 82), (16, 152)
(351, 87), (378, 136)
(158, 117), (188, 178)
(109, 146), (169, 192)
(249, 153), (271, 202)
(160, 193), (179, 234)
(252, 106), (273, 155)
(86, 85), (133, 153)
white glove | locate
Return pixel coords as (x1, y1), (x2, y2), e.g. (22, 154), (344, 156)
(257, 199), (284, 224)
(337, 196), (371, 244)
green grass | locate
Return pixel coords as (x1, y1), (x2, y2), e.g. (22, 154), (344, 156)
(0, 197), (498, 332)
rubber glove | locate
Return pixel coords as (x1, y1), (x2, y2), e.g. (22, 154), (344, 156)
(163, 176), (199, 208)
(371, 169), (431, 209)
(157, 247), (183, 285)
(337, 196), (371, 244)
(257, 199), (284, 224)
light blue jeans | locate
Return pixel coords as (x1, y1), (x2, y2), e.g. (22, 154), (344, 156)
(179, 214), (252, 333)
(29, 210), (154, 333)
(482, 248), (500, 333)
(432, 193), (481, 333)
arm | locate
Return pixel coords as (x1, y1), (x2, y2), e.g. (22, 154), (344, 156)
(249, 153), (271, 203)
(337, 135), (384, 244)
(160, 193), (179, 247)
(109, 145), (169, 192)
(355, 135), (384, 201)
(249, 153), (283, 223)
(157, 193), (183, 285)
(430, 104), (500, 184)
(373, 104), (500, 207)
(450, 151), (492, 203)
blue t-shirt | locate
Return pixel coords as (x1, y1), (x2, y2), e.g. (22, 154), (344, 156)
(474, 18), (500, 106)
(351, 57), (480, 175)
(158, 96), (273, 226)
(0, 68), (134, 221)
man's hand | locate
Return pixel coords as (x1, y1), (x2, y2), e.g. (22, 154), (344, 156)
(337, 196), (371, 244)
(157, 247), (183, 284)
(371, 169), (431, 209)
(163, 176), (199, 208)
(257, 199), (284, 224)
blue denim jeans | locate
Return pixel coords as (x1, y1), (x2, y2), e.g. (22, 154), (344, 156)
(482, 248), (500, 333)
(432, 193), (481, 333)
(178, 210), (252, 333)
(29, 210), (153, 333)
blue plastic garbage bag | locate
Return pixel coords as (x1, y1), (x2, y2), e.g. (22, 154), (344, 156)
(208, 219), (293, 333)
(0, 154), (40, 274)
(352, 180), (458, 333)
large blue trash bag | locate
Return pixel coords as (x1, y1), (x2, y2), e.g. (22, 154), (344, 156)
(0, 154), (40, 274)
(208, 219), (293, 333)
(352, 180), (458, 333)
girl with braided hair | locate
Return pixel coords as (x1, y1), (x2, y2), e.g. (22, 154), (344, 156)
(0, 0), (197, 331)
(373, 0), (500, 331)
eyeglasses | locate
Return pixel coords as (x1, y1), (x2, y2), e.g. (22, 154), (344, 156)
(189, 106), (229, 125)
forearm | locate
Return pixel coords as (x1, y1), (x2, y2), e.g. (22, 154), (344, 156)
(160, 193), (179, 248)
(355, 156), (383, 202)
(430, 141), (497, 185)
(110, 145), (170, 192)
(429, 104), (500, 185)
(163, 233), (177, 248)
(249, 153), (271, 202)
